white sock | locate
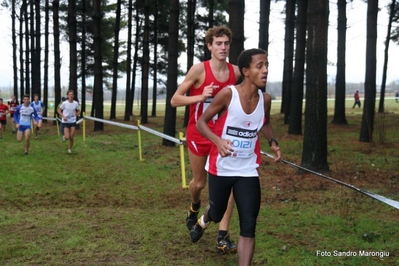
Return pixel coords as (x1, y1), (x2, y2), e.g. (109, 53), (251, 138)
(199, 215), (209, 227)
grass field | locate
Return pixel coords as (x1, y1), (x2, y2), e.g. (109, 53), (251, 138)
(1, 98), (399, 265)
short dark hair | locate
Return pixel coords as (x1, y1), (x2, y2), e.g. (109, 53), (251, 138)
(205, 26), (232, 45)
(23, 94), (29, 99)
(237, 48), (267, 77)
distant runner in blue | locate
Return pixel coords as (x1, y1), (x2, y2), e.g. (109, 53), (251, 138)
(30, 93), (45, 139)
(14, 94), (39, 155)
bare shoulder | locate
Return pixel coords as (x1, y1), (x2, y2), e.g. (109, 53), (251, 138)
(232, 64), (241, 80)
(263, 92), (272, 102)
(211, 86), (233, 112)
(262, 92), (272, 112)
(215, 86), (233, 100)
(187, 62), (205, 78)
(183, 62), (206, 88)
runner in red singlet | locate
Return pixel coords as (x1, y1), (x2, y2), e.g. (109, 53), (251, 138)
(171, 26), (241, 253)
(8, 95), (19, 133)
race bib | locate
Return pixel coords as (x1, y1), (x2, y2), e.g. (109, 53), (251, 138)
(203, 97), (218, 121)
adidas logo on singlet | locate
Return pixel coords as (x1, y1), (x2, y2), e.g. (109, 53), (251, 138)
(226, 126), (257, 139)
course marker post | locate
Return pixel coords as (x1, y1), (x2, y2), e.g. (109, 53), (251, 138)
(179, 132), (188, 188)
(83, 112), (86, 141)
(137, 120), (144, 161)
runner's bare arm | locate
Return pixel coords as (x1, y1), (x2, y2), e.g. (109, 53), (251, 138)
(171, 63), (213, 107)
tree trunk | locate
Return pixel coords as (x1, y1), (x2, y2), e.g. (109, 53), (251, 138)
(24, 0), (30, 95)
(30, 0), (36, 96)
(53, 0), (61, 121)
(43, 0), (49, 120)
(110, 0), (122, 119)
(259, 0), (271, 54)
(302, 0), (329, 171)
(151, 0), (158, 117)
(332, 0), (348, 124)
(228, 0), (245, 65)
(203, 0), (214, 61)
(378, 0), (395, 113)
(68, 0), (78, 100)
(288, 0), (307, 135)
(12, 0), (18, 97)
(124, 0), (133, 121)
(131, 4), (140, 116)
(281, 0), (295, 124)
(80, 0), (87, 118)
(140, 0), (150, 124)
(19, 4), (25, 100)
(33, 0), (41, 98)
(163, 0), (179, 147)
(360, 0), (378, 142)
(93, 0), (104, 131)
(184, 0), (196, 127)
(187, 0), (195, 70)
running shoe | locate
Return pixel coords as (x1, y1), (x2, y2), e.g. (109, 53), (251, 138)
(62, 136), (66, 142)
(216, 234), (237, 254)
(68, 149), (72, 154)
(190, 217), (209, 243)
(186, 206), (199, 230)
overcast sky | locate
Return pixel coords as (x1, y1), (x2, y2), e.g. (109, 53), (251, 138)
(0, 0), (398, 89)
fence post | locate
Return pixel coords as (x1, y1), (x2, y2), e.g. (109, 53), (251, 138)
(137, 120), (144, 161)
(83, 112), (86, 141)
(179, 132), (188, 188)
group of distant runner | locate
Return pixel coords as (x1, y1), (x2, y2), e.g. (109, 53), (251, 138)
(0, 90), (80, 155)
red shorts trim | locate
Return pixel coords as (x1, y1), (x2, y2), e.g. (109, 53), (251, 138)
(186, 139), (212, 156)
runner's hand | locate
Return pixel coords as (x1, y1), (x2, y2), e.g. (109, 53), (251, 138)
(201, 82), (215, 101)
(215, 138), (234, 157)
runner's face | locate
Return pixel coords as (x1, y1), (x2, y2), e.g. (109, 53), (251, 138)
(247, 53), (268, 88)
(208, 35), (230, 60)
(23, 97), (30, 105)
(67, 92), (74, 101)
